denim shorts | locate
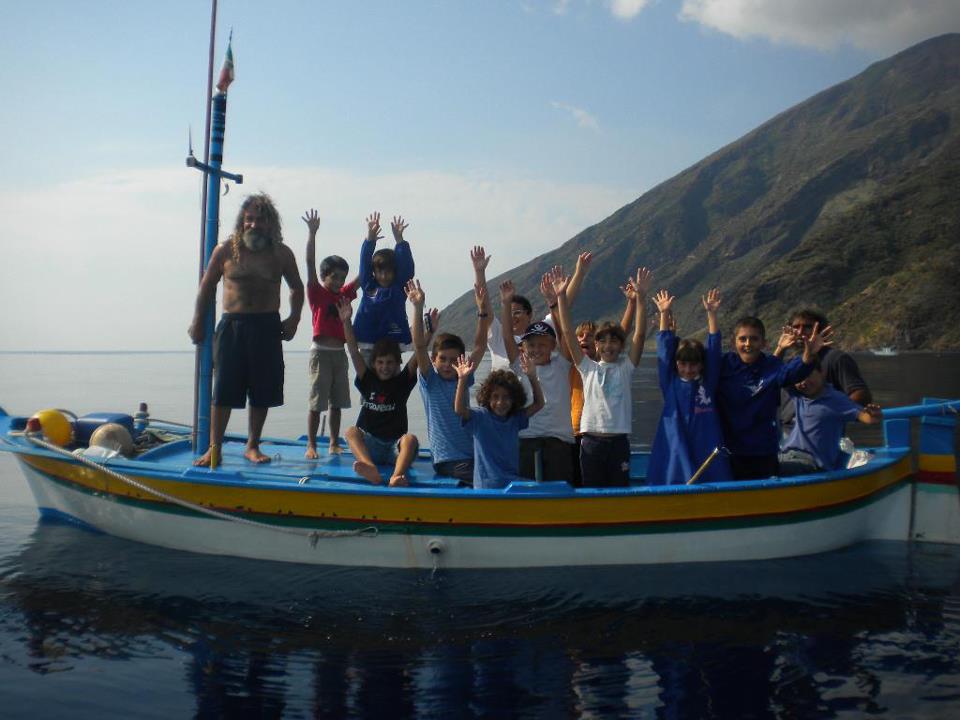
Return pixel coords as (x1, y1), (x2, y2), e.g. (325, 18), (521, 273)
(361, 429), (398, 465)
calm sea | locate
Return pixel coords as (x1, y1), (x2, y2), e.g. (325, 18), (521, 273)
(1, 351), (959, 719)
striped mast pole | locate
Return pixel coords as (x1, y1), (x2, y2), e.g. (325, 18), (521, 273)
(187, 29), (243, 458)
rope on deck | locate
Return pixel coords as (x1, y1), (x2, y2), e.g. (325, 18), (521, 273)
(21, 433), (379, 546)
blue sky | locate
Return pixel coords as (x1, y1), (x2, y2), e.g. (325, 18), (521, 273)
(1, 0), (958, 351)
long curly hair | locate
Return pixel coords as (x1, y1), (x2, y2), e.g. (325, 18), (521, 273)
(230, 193), (283, 261)
(476, 369), (527, 416)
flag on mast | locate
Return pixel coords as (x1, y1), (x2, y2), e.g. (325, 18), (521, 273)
(216, 34), (235, 93)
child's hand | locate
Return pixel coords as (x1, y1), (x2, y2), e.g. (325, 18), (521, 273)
(549, 267), (570, 296)
(701, 287), (721, 313)
(470, 246), (491, 273)
(540, 267), (560, 307)
(519, 350), (537, 378)
(391, 215), (409, 243)
(426, 307), (440, 334)
(404, 278), (425, 307)
(803, 322), (833, 356)
(863, 403), (883, 420)
(337, 297), (353, 322)
(633, 267), (653, 297)
(576, 251), (593, 273)
(454, 354), (475, 378)
(654, 289), (674, 313)
(499, 279), (515, 304)
(301, 209), (320, 235)
(365, 212), (383, 243)
(620, 279), (637, 302)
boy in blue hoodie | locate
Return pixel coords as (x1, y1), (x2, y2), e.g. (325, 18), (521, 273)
(717, 316), (827, 480)
(352, 212), (415, 361)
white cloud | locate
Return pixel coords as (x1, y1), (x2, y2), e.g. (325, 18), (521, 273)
(679, 0), (960, 53)
(551, 100), (601, 130)
(608, 0), (654, 21)
(0, 167), (631, 350)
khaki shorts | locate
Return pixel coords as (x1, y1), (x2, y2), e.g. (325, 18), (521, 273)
(308, 348), (352, 412)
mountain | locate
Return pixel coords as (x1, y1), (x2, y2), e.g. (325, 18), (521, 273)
(439, 33), (960, 351)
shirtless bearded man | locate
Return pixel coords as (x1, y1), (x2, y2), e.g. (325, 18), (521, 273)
(189, 193), (304, 465)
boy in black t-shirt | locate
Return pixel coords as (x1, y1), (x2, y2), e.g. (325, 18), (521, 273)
(339, 298), (422, 486)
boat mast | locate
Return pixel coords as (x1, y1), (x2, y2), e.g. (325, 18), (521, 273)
(187, 18), (243, 456)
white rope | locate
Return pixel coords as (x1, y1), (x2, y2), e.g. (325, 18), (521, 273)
(21, 433), (378, 546)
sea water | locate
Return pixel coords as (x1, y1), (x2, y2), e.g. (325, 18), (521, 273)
(1, 351), (959, 719)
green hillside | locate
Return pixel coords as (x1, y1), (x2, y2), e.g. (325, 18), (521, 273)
(440, 33), (960, 351)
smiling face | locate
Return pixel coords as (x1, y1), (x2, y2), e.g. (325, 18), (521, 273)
(511, 302), (532, 335)
(521, 335), (555, 366)
(488, 386), (514, 417)
(595, 334), (624, 363)
(734, 325), (766, 364)
(372, 354), (400, 381)
(676, 360), (703, 381)
(576, 328), (597, 360)
(432, 348), (460, 380)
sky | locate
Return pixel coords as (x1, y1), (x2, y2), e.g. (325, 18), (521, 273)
(1, 0), (958, 351)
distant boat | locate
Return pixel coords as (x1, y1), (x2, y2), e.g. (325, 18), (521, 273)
(872, 346), (899, 356)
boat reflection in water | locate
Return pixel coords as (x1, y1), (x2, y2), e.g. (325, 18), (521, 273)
(3, 519), (959, 718)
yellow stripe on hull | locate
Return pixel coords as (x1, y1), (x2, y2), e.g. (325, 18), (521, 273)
(919, 453), (957, 474)
(20, 454), (914, 528)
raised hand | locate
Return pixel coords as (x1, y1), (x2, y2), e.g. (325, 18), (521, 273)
(654, 289), (674, 313)
(391, 215), (409, 243)
(775, 325), (801, 354)
(454, 354), (475, 378)
(803, 322), (833, 356)
(633, 266), (653, 297)
(576, 251), (593, 273)
(470, 246), (491, 273)
(301, 208), (320, 235)
(337, 296), (353, 322)
(549, 267), (570, 296)
(426, 307), (440, 334)
(404, 278), (425, 307)
(620, 279), (637, 301)
(540, 268), (560, 306)
(499, 279), (515, 304)
(519, 350), (537, 378)
(365, 212), (383, 243)
(701, 287), (721, 313)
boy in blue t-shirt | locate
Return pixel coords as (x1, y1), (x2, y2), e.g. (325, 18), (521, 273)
(716, 316), (827, 480)
(406, 274), (492, 485)
(779, 359), (882, 474)
(352, 212), (415, 359)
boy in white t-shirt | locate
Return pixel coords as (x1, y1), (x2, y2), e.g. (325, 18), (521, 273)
(553, 266), (652, 487)
(498, 279), (575, 482)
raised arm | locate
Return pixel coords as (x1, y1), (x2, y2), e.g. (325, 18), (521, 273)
(551, 270), (583, 365)
(499, 280), (521, 365)
(565, 252), (592, 306)
(454, 355), (475, 421)
(358, 212), (382, 290)
(469, 282), (491, 366)
(405, 279), (432, 378)
(280, 244), (305, 342)
(470, 245), (491, 290)
(391, 215), (415, 284)
(520, 351), (545, 418)
(338, 297), (366, 379)
(628, 267), (652, 366)
(772, 326), (801, 359)
(619, 279), (637, 333)
(302, 209), (320, 287)
(188, 243), (227, 344)
(702, 287), (720, 335)
(540, 269), (572, 361)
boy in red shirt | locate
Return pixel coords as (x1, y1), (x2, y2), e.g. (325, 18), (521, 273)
(302, 209), (359, 458)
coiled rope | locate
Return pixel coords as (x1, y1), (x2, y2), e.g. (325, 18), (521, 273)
(20, 433), (378, 547)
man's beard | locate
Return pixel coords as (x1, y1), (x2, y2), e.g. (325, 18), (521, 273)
(242, 230), (270, 252)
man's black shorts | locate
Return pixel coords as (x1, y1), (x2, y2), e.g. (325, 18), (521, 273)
(212, 312), (284, 409)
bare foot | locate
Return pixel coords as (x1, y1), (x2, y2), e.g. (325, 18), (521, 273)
(329, 442), (343, 455)
(193, 446), (219, 467)
(305, 445), (319, 460)
(244, 447), (272, 464)
(353, 460), (382, 485)
(388, 474), (408, 487)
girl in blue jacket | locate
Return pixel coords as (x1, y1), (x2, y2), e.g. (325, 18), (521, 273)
(647, 288), (732, 485)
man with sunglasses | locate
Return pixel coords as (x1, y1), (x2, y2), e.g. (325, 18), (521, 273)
(775, 308), (871, 431)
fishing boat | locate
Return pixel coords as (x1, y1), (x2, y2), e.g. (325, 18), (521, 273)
(2, 16), (958, 571)
(0, 399), (958, 569)
(872, 346), (899, 357)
